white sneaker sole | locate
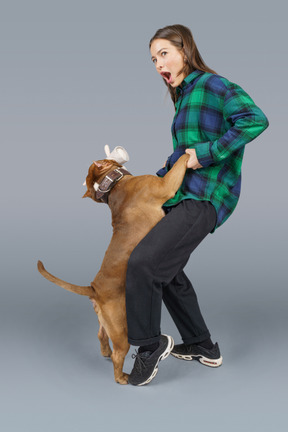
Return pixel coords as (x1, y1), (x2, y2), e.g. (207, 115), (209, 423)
(137, 334), (174, 386)
(171, 352), (223, 367)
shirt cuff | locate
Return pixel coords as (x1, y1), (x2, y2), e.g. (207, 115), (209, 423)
(156, 166), (168, 177)
(195, 142), (214, 168)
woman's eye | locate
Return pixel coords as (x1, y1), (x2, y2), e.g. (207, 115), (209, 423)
(152, 51), (167, 64)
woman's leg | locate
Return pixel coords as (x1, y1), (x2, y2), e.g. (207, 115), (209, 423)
(162, 270), (210, 344)
(126, 199), (216, 347)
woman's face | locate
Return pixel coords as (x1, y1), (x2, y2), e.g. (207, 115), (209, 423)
(150, 38), (186, 87)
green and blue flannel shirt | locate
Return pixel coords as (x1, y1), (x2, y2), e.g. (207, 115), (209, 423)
(156, 69), (269, 231)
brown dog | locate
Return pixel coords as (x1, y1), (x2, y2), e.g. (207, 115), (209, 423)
(38, 153), (189, 384)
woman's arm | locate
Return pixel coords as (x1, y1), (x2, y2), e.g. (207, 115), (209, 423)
(194, 82), (269, 168)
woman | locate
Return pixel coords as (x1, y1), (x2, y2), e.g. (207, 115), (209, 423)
(126, 24), (269, 386)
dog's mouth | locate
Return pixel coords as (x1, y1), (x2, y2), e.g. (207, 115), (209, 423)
(160, 71), (172, 84)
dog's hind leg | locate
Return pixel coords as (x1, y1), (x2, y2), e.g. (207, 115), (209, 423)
(89, 297), (113, 358)
(100, 302), (130, 385)
(110, 338), (130, 385)
(98, 321), (112, 358)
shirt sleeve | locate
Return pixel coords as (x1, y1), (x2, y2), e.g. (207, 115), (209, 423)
(156, 147), (186, 177)
(195, 83), (269, 168)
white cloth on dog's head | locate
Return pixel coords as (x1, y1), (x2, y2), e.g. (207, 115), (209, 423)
(104, 145), (129, 165)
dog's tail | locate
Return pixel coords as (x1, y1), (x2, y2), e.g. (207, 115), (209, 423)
(37, 260), (95, 297)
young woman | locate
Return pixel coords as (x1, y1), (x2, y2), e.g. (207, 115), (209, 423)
(126, 24), (269, 386)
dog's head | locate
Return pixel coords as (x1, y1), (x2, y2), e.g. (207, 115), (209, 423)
(82, 159), (123, 202)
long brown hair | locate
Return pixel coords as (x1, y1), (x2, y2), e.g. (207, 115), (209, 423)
(149, 24), (217, 105)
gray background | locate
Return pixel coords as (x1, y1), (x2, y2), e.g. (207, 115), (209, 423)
(1, 0), (287, 430)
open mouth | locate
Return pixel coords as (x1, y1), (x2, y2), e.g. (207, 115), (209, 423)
(160, 71), (172, 84)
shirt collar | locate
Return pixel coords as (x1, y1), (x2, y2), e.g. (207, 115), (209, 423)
(176, 69), (204, 95)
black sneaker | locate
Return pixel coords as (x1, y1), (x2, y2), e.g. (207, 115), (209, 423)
(171, 342), (222, 367)
(128, 334), (174, 386)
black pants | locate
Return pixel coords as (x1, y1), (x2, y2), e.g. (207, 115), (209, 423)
(126, 199), (217, 346)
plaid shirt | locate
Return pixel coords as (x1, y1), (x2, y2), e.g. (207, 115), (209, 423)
(156, 69), (269, 231)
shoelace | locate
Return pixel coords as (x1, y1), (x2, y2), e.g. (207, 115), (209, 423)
(131, 350), (150, 373)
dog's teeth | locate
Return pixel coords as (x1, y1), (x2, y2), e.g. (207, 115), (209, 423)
(83, 180), (86, 186)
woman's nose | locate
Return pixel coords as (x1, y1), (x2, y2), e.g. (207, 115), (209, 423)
(156, 60), (164, 71)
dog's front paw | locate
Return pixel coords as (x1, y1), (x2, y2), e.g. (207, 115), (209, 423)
(116, 373), (129, 385)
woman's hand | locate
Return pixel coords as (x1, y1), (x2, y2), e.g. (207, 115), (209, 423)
(185, 149), (203, 170)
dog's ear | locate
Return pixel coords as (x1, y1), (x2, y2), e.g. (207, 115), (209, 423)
(93, 160), (114, 170)
(93, 161), (103, 168)
(82, 190), (92, 198)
